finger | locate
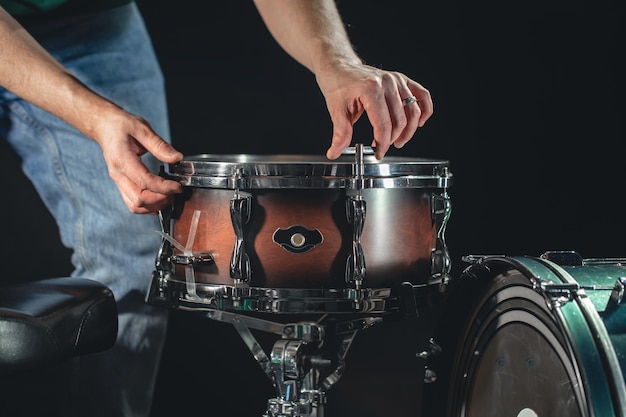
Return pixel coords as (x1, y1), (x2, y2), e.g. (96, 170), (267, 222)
(326, 107), (358, 160)
(149, 137), (184, 164)
(386, 93), (413, 149)
(114, 172), (176, 214)
(142, 171), (183, 195)
(109, 155), (182, 209)
(124, 155), (183, 195)
(362, 96), (393, 160)
(407, 80), (433, 127)
(364, 72), (415, 159)
(394, 103), (421, 149)
(394, 92), (422, 149)
(133, 123), (183, 164)
(393, 107), (421, 149)
(120, 192), (171, 214)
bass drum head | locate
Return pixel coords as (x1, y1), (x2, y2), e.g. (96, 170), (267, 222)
(423, 255), (626, 417)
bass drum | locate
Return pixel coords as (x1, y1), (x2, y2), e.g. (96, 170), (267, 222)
(423, 252), (626, 417)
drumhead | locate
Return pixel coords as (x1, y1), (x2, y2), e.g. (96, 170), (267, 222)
(165, 153), (451, 189)
(423, 255), (626, 417)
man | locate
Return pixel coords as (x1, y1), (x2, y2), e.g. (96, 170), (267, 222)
(0, 1), (432, 415)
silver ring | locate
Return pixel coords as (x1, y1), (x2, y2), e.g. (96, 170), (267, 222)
(402, 96), (418, 106)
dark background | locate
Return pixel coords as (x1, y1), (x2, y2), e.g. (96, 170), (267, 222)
(2, 1), (624, 416)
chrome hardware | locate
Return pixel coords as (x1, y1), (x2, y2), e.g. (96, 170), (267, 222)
(201, 309), (380, 417)
(612, 277), (626, 305)
(538, 281), (579, 300)
(170, 252), (213, 266)
(282, 322), (325, 343)
(417, 338), (442, 384)
(345, 197), (366, 290)
(341, 145), (375, 155)
(603, 277), (626, 333)
(353, 143), (366, 193)
(273, 225), (323, 254)
(167, 152), (451, 190)
(345, 144), (367, 291)
(230, 189), (252, 282)
(430, 192), (452, 288)
(607, 277), (626, 309)
(155, 209), (174, 274)
(424, 369), (438, 384)
(416, 338), (442, 360)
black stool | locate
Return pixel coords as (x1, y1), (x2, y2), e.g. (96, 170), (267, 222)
(0, 277), (118, 375)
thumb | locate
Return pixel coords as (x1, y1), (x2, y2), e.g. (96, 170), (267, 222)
(142, 133), (183, 164)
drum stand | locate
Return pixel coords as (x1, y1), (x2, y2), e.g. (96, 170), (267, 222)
(149, 144), (453, 416)
(198, 309), (381, 417)
(148, 278), (445, 417)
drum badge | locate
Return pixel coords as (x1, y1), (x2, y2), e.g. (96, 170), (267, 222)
(272, 225), (323, 254)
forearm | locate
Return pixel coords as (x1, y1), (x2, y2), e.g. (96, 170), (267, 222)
(252, 0), (362, 75)
(0, 7), (118, 141)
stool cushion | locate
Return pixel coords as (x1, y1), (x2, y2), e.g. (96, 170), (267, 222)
(0, 277), (118, 375)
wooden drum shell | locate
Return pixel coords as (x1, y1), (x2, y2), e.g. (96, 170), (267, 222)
(170, 187), (437, 289)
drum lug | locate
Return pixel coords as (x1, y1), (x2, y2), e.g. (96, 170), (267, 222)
(602, 277), (626, 334)
(230, 192), (252, 282)
(539, 281), (579, 306)
(345, 144), (367, 291)
(345, 197), (366, 290)
(430, 192), (452, 288)
(607, 277), (626, 308)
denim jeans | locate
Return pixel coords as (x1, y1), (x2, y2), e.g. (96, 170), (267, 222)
(0, 3), (169, 416)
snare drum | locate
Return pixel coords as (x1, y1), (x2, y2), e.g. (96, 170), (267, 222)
(148, 147), (452, 314)
(424, 251), (626, 417)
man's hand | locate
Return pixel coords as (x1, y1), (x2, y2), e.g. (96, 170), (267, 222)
(93, 109), (183, 214)
(318, 61), (433, 160)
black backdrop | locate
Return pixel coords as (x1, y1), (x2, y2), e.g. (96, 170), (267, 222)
(138, 0), (626, 264)
(2, 1), (624, 416)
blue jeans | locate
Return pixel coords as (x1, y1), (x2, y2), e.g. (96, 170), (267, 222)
(0, 3), (169, 416)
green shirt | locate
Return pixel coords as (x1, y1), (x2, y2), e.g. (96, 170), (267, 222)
(0, 0), (132, 16)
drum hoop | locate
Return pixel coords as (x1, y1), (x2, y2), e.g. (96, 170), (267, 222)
(168, 174), (450, 189)
(538, 257), (626, 416)
(166, 154), (452, 189)
(162, 280), (392, 314)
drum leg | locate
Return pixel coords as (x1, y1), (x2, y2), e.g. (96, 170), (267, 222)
(202, 310), (381, 417)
